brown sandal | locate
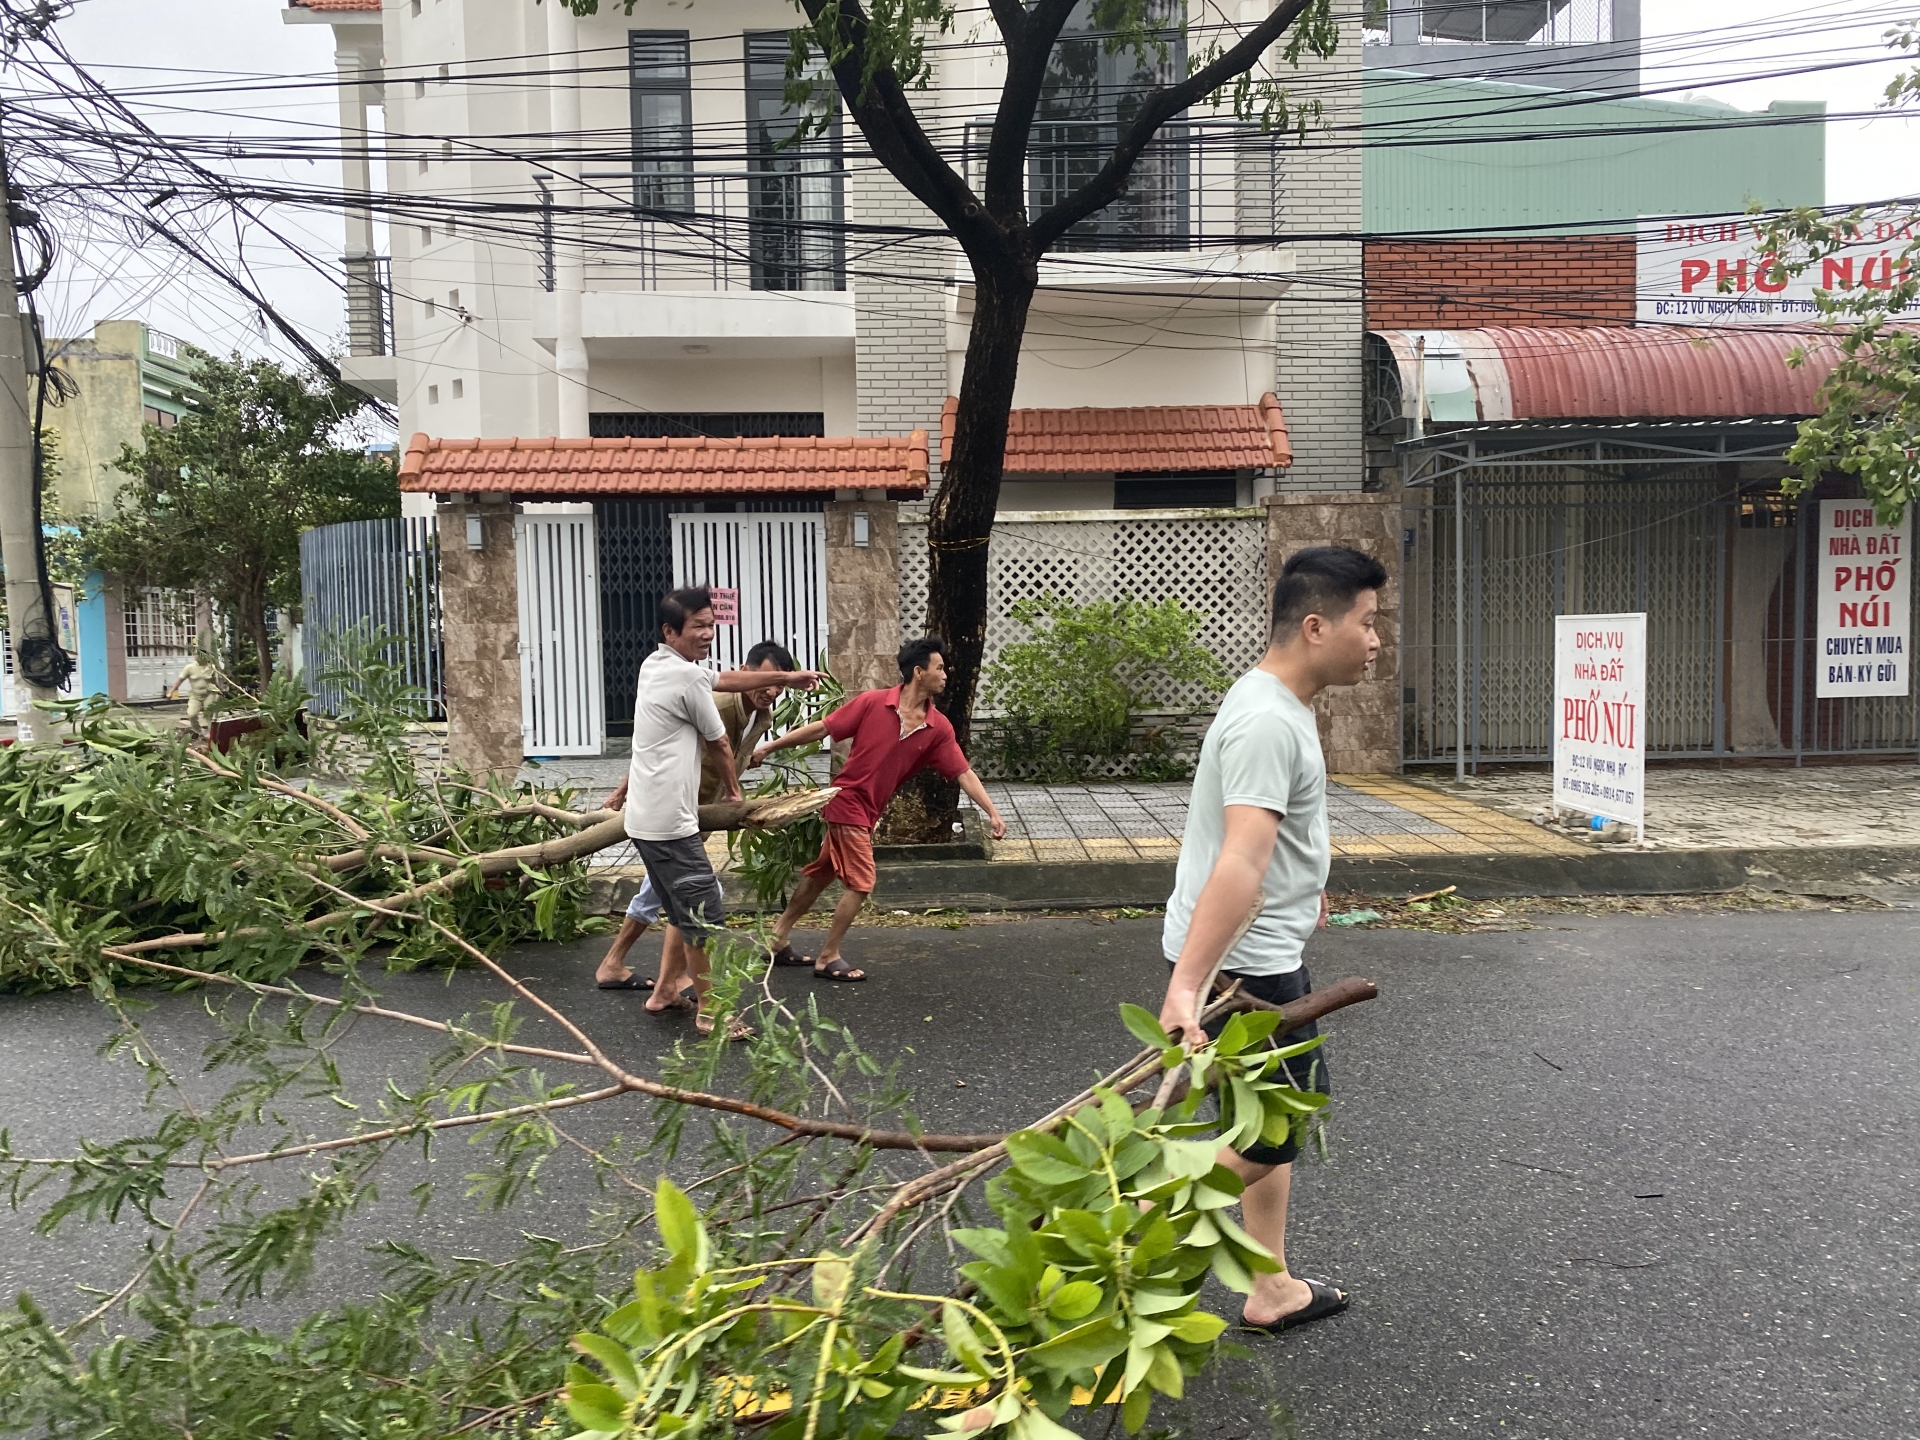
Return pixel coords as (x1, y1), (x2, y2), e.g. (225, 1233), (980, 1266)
(696, 1011), (756, 1040)
(769, 943), (812, 968)
(812, 957), (867, 983)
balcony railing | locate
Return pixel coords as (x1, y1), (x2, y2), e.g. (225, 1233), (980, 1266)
(574, 168), (847, 292)
(344, 254), (394, 356)
(963, 117), (1282, 252)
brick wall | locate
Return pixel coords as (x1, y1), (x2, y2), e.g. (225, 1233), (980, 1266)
(1273, 30), (1365, 495)
(1364, 236), (1636, 329)
(849, 159), (951, 482)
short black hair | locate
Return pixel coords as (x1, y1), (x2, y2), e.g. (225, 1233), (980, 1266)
(745, 639), (796, 671)
(659, 586), (713, 636)
(1271, 546), (1388, 636)
(897, 635), (947, 682)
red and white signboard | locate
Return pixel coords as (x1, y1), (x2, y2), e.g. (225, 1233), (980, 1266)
(1817, 501), (1911, 698)
(709, 587), (740, 626)
(1553, 613), (1647, 834)
(1637, 216), (1920, 325)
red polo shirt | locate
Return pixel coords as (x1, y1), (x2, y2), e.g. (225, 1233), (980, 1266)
(820, 686), (970, 827)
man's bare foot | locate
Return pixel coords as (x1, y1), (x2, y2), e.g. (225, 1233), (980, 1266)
(1241, 1272), (1316, 1328)
(644, 987), (694, 1014)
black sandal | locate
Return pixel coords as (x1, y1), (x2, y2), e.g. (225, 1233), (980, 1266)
(596, 974), (655, 991)
(1240, 1278), (1348, 1334)
(769, 943), (812, 968)
(812, 957), (867, 983)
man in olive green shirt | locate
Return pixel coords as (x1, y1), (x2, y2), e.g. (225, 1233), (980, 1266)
(596, 640), (796, 1010)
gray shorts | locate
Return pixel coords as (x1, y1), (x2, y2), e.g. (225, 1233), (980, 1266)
(632, 834), (727, 944)
(624, 873), (664, 925)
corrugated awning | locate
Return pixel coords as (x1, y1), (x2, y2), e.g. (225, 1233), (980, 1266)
(398, 433), (930, 498)
(940, 394), (1291, 474)
(1371, 326), (1859, 424)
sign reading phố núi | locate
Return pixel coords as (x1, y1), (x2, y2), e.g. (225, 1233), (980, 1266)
(1553, 613), (1647, 835)
(1817, 501), (1911, 698)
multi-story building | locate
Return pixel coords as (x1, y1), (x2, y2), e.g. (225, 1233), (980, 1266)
(288, 0), (1353, 764)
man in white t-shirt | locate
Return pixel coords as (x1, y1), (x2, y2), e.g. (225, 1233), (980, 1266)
(606, 587), (816, 1037)
(1159, 544), (1386, 1336)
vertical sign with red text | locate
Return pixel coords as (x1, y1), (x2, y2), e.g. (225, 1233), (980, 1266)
(709, 587), (740, 626)
(1553, 613), (1647, 833)
(1817, 501), (1910, 698)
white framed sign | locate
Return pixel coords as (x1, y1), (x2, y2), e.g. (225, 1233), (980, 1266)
(1553, 613), (1647, 834)
(1637, 215), (1920, 325)
(1817, 500), (1911, 698)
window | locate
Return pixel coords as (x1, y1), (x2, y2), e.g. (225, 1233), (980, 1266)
(590, 411), (825, 439)
(142, 405), (163, 427)
(1397, 0), (1613, 46)
(1032, 0), (1188, 251)
(425, 297), (436, 317)
(428, 384), (440, 404)
(1114, 471), (1237, 509)
(418, 157), (429, 175)
(419, 224), (431, 246)
(437, 63), (450, 83)
(449, 288), (460, 308)
(744, 32), (844, 291)
(414, 79), (426, 99)
(409, 0), (420, 15)
(451, 378), (464, 399)
(629, 32), (693, 214)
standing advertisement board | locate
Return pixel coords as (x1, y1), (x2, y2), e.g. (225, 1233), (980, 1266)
(1816, 501), (1911, 698)
(1552, 613), (1647, 835)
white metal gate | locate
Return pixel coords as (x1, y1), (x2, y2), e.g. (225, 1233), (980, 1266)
(670, 514), (828, 672)
(516, 512), (604, 757)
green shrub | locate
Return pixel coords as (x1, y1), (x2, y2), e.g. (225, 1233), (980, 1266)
(982, 594), (1229, 781)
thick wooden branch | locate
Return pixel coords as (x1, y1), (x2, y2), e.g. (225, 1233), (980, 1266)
(1029, 0), (1318, 251)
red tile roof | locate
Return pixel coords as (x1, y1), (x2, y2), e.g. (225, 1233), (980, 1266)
(289, 0), (381, 12)
(940, 394), (1291, 474)
(398, 433), (930, 498)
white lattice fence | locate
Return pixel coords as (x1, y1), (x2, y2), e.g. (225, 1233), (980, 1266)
(898, 509), (1270, 712)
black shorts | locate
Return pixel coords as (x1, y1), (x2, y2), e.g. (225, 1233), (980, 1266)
(1188, 963), (1328, 1167)
(632, 834), (728, 944)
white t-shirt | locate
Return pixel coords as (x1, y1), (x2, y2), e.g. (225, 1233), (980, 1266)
(625, 645), (726, 842)
(1162, 669), (1328, 976)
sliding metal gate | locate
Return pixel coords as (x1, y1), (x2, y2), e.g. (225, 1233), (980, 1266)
(1403, 475), (1920, 766)
(299, 517), (443, 717)
(517, 512), (604, 757)
(670, 513), (828, 672)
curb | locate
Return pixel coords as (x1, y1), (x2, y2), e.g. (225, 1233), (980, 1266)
(586, 843), (1920, 915)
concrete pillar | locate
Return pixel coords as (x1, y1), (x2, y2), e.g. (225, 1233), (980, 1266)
(545, 1), (590, 439)
(1265, 493), (1401, 774)
(824, 497), (900, 695)
(436, 495), (524, 777)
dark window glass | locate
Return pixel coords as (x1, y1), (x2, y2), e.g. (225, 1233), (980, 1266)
(590, 412), (826, 439)
(744, 32), (845, 291)
(1032, 1), (1188, 251)
(1114, 471), (1237, 509)
(630, 32), (693, 214)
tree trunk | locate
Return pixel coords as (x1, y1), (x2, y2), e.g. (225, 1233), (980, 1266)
(884, 257), (1036, 843)
(242, 588), (275, 688)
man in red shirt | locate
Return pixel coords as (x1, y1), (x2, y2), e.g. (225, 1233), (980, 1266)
(751, 636), (1007, 981)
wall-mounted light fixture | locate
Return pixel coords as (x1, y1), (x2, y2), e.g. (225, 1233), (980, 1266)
(465, 513), (484, 550)
(852, 510), (870, 547)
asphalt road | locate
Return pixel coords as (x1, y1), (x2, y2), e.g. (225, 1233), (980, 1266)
(2, 908), (1916, 1439)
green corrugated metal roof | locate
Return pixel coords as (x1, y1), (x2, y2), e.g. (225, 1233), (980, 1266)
(1363, 72), (1825, 236)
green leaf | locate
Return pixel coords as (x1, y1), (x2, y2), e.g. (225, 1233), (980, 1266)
(571, 1333), (639, 1397)
(1025, 1315), (1130, 1375)
(564, 1381), (627, 1434)
(812, 1254), (852, 1309)
(1167, 1311), (1228, 1344)
(1005, 1131), (1090, 1186)
(1122, 1383), (1153, 1433)
(942, 1301), (994, 1379)
(1099, 1089), (1136, 1143)
(1129, 1286), (1192, 1316)
(1012, 1406), (1083, 1440)
(1216, 1010), (1281, 1056)
(654, 1176), (705, 1270)
(1047, 1279), (1102, 1321)
(952, 1227), (1014, 1267)
(1051, 1209), (1112, 1258)
(1119, 1003), (1171, 1049)
(898, 1364), (990, 1385)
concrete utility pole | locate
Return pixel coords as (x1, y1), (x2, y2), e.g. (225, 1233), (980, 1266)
(0, 165), (57, 743)
(546, 0), (590, 439)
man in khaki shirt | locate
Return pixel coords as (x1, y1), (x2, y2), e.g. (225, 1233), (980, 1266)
(595, 639), (796, 1010)
(167, 649), (220, 738)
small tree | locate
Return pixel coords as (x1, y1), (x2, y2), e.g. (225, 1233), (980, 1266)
(1758, 19), (1920, 526)
(87, 353), (398, 685)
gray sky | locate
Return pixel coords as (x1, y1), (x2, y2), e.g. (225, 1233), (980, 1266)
(16, 0), (1920, 360)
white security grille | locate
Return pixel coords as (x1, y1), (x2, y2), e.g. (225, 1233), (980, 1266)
(123, 589), (198, 700)
(516, 513), (604, 757)
(670, 513), (828, 672)
(898, 509), (1269, 712)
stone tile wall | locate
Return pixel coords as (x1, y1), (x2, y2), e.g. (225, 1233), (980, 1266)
(1265, 492), (1401, 773)
(849, 159), (950, 482)
(824, 499), (901, 695)
(436, 498), (524, 777)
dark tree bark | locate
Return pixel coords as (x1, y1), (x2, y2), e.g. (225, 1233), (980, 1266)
(788, 0), (1327, 837)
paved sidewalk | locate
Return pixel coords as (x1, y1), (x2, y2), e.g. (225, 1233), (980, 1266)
(1423, 763), (1920, 851)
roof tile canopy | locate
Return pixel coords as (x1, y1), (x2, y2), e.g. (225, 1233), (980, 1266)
(940, 395), (1291, 474)
(399, 434), (930, 498)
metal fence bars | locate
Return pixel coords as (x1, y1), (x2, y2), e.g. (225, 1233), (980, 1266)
(1402, 470), (1920, 765)
(299, 517), (443, 719)
(670, 512), (828, 675)
(123, 589), (199, 700)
